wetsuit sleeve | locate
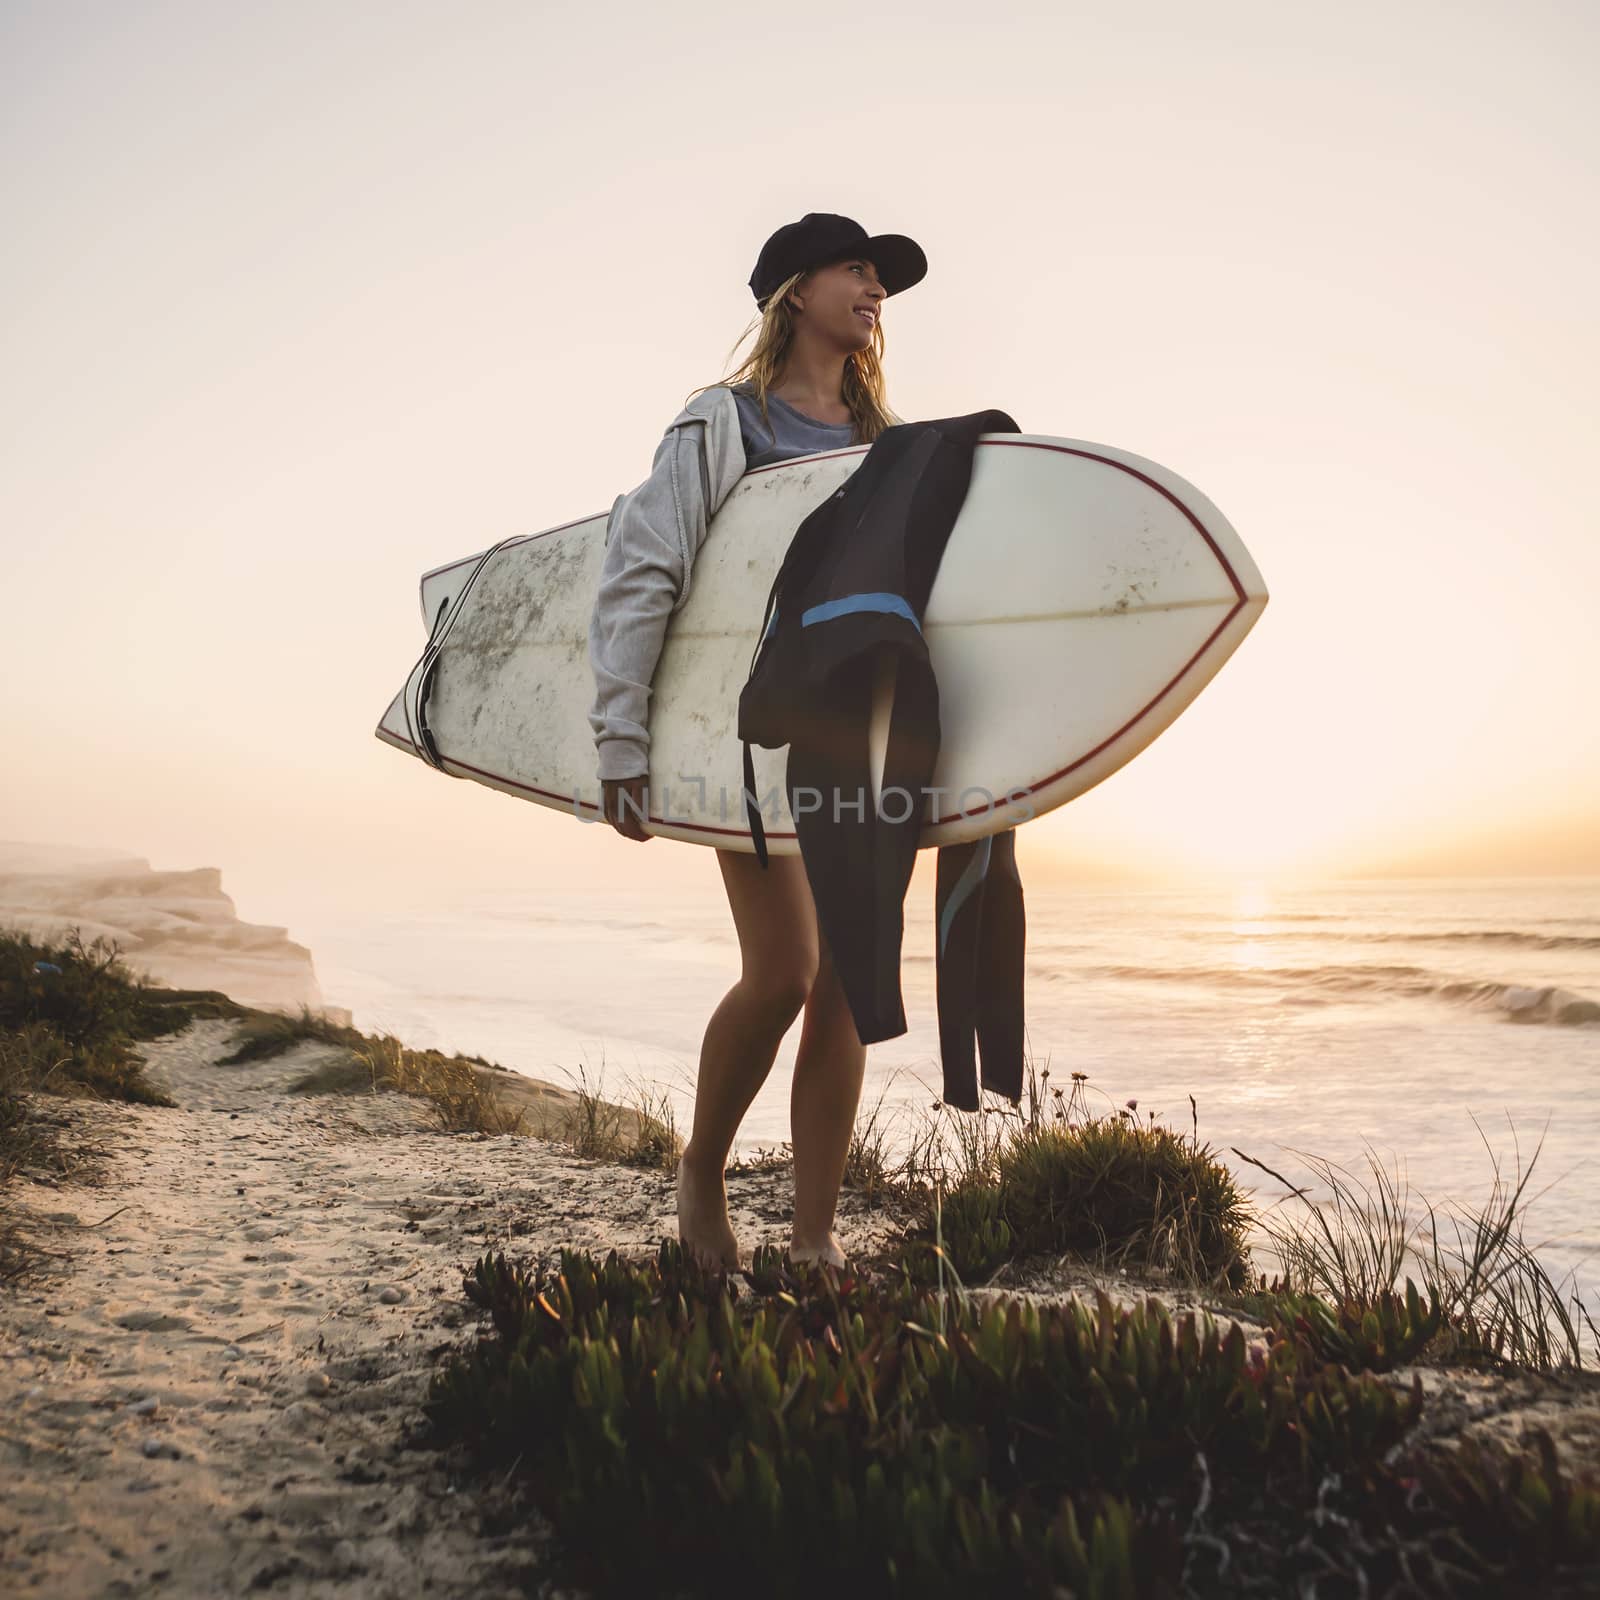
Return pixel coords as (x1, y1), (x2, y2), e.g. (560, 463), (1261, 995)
(585, 415), (715, 782)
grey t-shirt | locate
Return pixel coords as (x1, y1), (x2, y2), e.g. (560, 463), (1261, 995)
(731, 382), (856, 468)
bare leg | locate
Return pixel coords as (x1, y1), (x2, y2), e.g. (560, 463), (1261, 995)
(678, 849), (818, 1271)
(789, 925), (867, 1269)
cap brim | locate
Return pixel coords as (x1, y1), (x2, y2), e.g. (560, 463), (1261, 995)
(859, 233), (927, 297)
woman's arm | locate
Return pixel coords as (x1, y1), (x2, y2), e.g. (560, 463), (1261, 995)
(586, 392), (744, 782)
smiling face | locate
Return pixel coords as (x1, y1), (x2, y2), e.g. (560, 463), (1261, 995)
(789, 257), (886, 352)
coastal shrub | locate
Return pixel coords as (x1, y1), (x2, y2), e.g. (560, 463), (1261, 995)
(1229, 1276), (1447, 1374)
(898, 1177), (1012, 1284)
(0, 929), (176, 1106)
(423, 1240), (1457, 1599)
(961, 1105), (1599, 1382)
(896, 1113), (1254, 1294)
(1407, 1425), (1600, 1585)
(0, 1027), (41, 1187)
(2, 926), (143, 1052)
(1, 928), (186, 1278)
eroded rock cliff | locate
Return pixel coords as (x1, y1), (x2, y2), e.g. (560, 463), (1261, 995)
(0, 841), (350, 1025)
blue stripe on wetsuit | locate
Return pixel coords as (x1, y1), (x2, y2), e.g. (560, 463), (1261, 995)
(938, 833), (992, 959)
(801, 592), (923, 633)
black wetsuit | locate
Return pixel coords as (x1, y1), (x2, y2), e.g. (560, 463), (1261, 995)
(738, 408), (1027, 1111)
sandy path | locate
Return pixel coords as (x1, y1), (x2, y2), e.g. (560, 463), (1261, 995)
(0, 1015), (911, 1598)
(2, 1019), (572, 1596)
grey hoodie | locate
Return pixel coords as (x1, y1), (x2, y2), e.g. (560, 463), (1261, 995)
(585, 385), (749, 782)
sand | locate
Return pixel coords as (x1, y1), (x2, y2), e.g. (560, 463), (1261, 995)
(2, 1016), (1596, 1598)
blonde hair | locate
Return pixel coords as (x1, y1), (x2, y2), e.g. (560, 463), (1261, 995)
(686, 267), (900, 445)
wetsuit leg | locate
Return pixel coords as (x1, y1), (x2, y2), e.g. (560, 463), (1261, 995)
(936, 826), (1025, 1109)
(975, 826), (1025, 1103)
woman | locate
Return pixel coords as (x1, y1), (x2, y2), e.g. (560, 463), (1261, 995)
(586, 213), (928, 1273)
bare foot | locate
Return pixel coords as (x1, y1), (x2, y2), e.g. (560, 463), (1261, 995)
(677, 1153), (741, 1271)
(789, 1229), (847, 1271)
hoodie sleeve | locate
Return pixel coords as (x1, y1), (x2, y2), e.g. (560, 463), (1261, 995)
(586, 406), (726, 783)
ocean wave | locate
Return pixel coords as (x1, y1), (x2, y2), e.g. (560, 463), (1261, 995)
(1219, 928), (1600, 952)
(1436, 980), (1600, 1027)
(1070, 963), (1600, 1026)
(1399, 929), (1600, 951)
(468, 909), (683, 937)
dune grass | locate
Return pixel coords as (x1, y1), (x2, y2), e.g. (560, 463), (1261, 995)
(551, 1047), (683, 1167)
(212, 1003), (534, 1136)
(931, 1065), (1596, 1373)
(1, 925), (191, 1128)
(218, 1004), (681, 1154)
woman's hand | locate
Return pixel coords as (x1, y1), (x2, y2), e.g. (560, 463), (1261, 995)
(600, 776), (653, 843)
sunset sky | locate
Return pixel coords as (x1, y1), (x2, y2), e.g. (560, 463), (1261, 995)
(3, 0), (1595, 934)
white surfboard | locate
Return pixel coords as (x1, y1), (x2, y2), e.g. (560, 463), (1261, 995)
(374, 435), (1268, 853)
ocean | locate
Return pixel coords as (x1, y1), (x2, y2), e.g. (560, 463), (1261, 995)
(296, 872), (1599, 1357)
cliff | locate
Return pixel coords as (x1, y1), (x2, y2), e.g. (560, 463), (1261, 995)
(0, 840), (351, 1026)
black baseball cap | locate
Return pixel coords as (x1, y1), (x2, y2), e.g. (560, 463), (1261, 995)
(748, 212), (928, 309)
